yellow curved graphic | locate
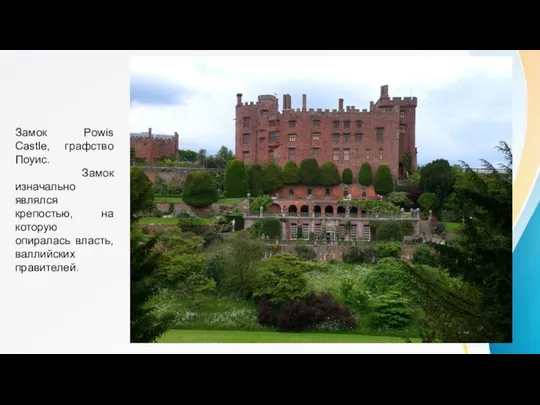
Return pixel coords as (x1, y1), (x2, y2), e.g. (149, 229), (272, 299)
(514, 51), (540, 224)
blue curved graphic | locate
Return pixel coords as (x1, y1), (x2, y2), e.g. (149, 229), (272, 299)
(490, 175), (540, 354)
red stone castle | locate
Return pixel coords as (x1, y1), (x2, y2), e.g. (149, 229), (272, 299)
(235, 85), (418, 180)
(130, 128), (179, 163)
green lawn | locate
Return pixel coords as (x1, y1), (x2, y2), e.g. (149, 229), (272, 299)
(154, 196), (243, 205)
(443, 222), (462, 233)
(158, 329), (420, 343)
(139, 217), (214, 225)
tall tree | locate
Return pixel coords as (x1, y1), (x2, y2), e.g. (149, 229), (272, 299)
(358, 163), (373, 186)
(262, 161), (284, 193)
(283, 160), (300, 185)
(224, 159), (249, 198)
(373, 165), (393, 195)
(130, 167), (154, 222)
(419, 159), (455, 203)
(247, 164), (264, 197)
(402, 142), (512, 342)
(298, 158), (320, 186)
(319, 161), (341, 186)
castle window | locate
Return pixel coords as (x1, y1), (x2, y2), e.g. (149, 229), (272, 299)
(288, 148), (296, 160)
(355, 133), (363, 143)
(289, 188), (294, 197)
(307, 188), (312, 196)
(243, 117), (250, 128)
(312, 132), (320, 141)
(312, 148), (319, 158)
(269, 131), (279, 144)
(269, 120), (275, 127)
(400, 110), (405, 119)
(400, 125), (406, 133)
(344, 120), (350, 129)
(379, 149), (384, 160)
(302, 225), (309, 239)
(356, 120), (363, 128)
(313, 120), (320, 127)
(343, 133), (351, 143)
(363, 225), (371, 241)
(242, 134), (250, 145)
(333, 149), (340, 161)
(289, 120), (296, 128)
(343, 149), (350, 161)
(288, 134), (297, 142)
(325, 188), (331, 196)
(333, 134), (340, 144)
(366, 150), (371, 160)
(351, 225), (358, 240)
(376, 127), (384, 142)
(290, 224), (297, 239)
(268, 150), (274, 161)
(243, 151), (250, 161)
(333, 120), (340, 129)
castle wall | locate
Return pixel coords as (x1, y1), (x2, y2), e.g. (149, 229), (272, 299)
(235, 86), (417, 180)
(130, 129), (179, 163)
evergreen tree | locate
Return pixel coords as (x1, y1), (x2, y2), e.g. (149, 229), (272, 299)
(224, 159), (249, 198)
(247, 164), (264, 197)
(358, 163), (373, 186)
(283, 160), (300, 185)
(262, 161), (284, 193)
(299, 158), (320, 186)
(373, 164), (393, 195)
(319, 161), (341, 186)
(342, 168), (353, 185)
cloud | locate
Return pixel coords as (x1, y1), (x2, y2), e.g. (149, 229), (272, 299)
(130, 55), (512, 165)
(130, 74), (189, 106)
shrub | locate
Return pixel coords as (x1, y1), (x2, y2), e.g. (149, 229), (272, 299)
(131, 167), (154, 220)
(295, 245), (317, 261)
(177, 210), (199, 233)
(183, 171), (218, 208)
(363, 258), (406, 296)
(298, 158), (320, 185)
(254, 254), (309, 305)
(388, 191), (412, 209)
(247, 164), (264, 197)
(260, 292), (358, 332)
(283, 160), (300, 185)
(440, 209), (460, 223)
(369, 290), (412, 330)
(204, 251), (226, 287)
(249, 195), (271, 213)
(340, 279), (370, 314)
(407, 187), (422, 205)
(376, 242), (402, 259)
(319, 161), (341, 186)
(259, 217), (282, 239)
(214, 215), (233, 233)
(411, 246), (438, 266)
(373, 164), (393, 195)
(432, 221), (446, 235)
(224, 159), (248, 198)
(342, 168), (353, 185)
(262, 161), (284, 193)
(358, 163), (373, 186)
(418, 192), (438, 213)
(374, 221), (404, 241)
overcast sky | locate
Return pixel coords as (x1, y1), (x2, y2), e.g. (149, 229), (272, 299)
(130, 55), (512, 167)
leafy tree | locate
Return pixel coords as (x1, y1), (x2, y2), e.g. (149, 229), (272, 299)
(178, 149), (198, 162)
(402, 142), (512, 342)
(262, 161), (284, 193)
(224, 159), (248, 198)
(419, 159), (455, 203)
(182, 171), (218, 208)
(358, 163), (373, 186)
(319, 161), (341, 186)
(247, 164), (264, 197)
(130, 167), (154, 222)
(254, 254), (309, 305)
(373, 164), (393, 195)
(418, 192), (438, 213)
(283, 160), (300, 185)
(249, 195), (272, 213)
(342, 168), (353, 185)
(388, 191), (413, 209)
(298, 158), (320, 186)
(216, 145), (234, 163)
(197, 149), (207, 167)
(259, 217), (282, 239)
(130, 229), (172, 342)
(222, 230), (266, 299)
